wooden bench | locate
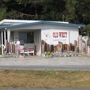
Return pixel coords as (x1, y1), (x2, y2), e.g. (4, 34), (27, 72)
(20, 48), (34, 56)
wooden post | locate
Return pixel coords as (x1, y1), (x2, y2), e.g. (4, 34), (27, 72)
(69, 43), (72, 51)
(74, 40), (77, 46)
(49, 45), (51, 52)
(72, 45), (75, 51)
(88, 46), (90, 55)
(51, 45), (54, 52)
(85, 40), (88, 53)
(54, 46), (57, 52)
(12, 43), (14, 54)
(77, 37), (79, 47)
(79, 35), (82, 52)
(75, 46), (79, 53)
(57, 42), (62, 52)
(74, 40), (77, 51)
(60, 42), (63, 52)
(67, 44), (70, 51)
(44, 42), (47, 52)
(41, 40), (45, 53)
(63, 44), (67, 51)
(12, 43), (16, 53)
(34, 45), (37, 56)
(46, 44), (49, 52)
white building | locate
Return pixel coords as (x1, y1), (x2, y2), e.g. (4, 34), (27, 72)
(0, 19), (85, 55)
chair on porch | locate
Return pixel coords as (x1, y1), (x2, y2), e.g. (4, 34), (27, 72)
(20, 46), (34, 56)
(20, 45), (24, 55)
(27, 48), (34, 56)
(20, 48), (24, 54)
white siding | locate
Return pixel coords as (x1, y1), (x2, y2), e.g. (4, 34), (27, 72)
(11, 24), (79, 45)
(14, 31), (19, 41)
(41, 29), (69, 45)
(34, 30), (41, 55)
(70, 28), (79, 44)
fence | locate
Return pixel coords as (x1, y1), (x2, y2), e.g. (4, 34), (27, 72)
(41, 35), (90, 56)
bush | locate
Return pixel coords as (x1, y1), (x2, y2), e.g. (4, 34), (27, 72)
(85, 24), (90, 37)
(45, 51), (52, 56)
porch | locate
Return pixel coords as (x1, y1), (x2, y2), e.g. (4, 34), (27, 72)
(0, 29), (41, 56)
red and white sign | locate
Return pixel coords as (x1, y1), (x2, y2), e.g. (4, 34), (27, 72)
(53, 32), (58, 38)
(53, 32), (67, 38)
(59, 32), (67, 38)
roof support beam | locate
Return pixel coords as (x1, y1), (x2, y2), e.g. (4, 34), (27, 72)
(4, 30), (7, 47)
(7, 30), (10, 43)
(7, 30), (11, 54)
(1, 31), (4, 55)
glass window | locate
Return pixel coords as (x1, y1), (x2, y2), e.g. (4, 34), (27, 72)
(11, 31), (14, 41)
(19, 32), (34, 44)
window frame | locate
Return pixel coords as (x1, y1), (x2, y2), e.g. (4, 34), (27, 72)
(19, 32), (34, 44)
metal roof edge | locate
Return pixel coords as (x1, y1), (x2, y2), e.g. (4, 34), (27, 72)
(0, 21), (86, 30)
(41, 21), (85, 28)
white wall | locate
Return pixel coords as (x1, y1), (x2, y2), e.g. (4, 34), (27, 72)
(12, 24), (79, 45)
(24, 43), (34, 48)
(14, 31), (19, 41)
(70, 28), (79, 44)
(40, 25), (79, 45)
(34, 30), (41, 55)
(41, 29), (69, 45)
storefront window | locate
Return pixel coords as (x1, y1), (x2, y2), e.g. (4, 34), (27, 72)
(19, 32), (34, 44)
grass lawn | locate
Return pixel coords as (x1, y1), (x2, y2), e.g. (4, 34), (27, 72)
(0, 70), (90, 88)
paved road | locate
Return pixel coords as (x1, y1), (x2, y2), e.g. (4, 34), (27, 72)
(0, 57), (90, 65)
(0, 65), (90, 70)
(0, 57), (90, 70)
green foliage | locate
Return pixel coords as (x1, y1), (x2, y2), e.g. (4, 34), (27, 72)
(0, 0), (89, 24)
(65, 0), (78, 23)
(79, 28), (86, 36)
(23, 46), (27, 51)
(0, 8), (7, 20)
(15, 0), (28, 6)
(4, 0), (11, 2)
(85, 24), (90, 36)
(75, 0), (90, 24)
(45, 51), (52, 56)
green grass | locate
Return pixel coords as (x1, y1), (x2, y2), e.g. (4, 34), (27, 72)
(0, 70), (90, 88)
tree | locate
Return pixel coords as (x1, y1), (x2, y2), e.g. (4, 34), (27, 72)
(0, 0), (89, 25)
(0, 0), (42, 20)
(64, 0), (78, 23)
(76, 0), (90, 24)
(85, 24), (90, 37)
(41, 0), (66, 21)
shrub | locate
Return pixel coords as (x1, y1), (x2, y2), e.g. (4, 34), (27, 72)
(45, 51), (52, 56)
